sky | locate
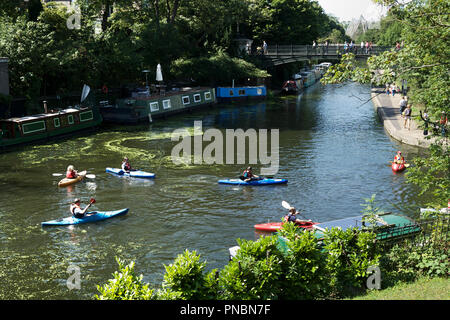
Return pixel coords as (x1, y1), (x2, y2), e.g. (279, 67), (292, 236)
(316, 0), (388, 22)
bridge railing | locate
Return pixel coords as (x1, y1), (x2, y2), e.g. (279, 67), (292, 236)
(262, 44), (392, 57)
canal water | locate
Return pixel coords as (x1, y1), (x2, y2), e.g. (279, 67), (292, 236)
(0, 82), (430, 299)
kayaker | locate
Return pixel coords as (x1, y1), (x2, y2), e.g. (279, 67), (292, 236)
(121, 157), (133, 173)
(241, 166), (260, 182)
(285, 207), (311, 224)
(394, 151), (405, 165)
(66, 165), (78, 179)
(70, 198), (93, 219)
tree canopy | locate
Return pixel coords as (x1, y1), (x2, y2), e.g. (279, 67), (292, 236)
(321, 0), (449, 206)
(0, 0), (347, 101)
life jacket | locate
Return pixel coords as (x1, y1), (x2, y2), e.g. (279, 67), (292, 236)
(70, 204), (79, 215)
(394, 155), (404, 162)
(243, 170), (253, 178)
(122, 162), (131, 171)
(66, 171), (76, 179)
(440, 116), (447, 125)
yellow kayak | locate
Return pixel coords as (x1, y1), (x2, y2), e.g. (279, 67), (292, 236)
(58, 170), (87, 187)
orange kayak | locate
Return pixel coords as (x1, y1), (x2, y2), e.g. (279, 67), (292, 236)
(58, 170), (87, 187)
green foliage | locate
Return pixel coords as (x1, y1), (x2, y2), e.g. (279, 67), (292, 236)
(159, 249), (217, 300)
(322, 228), (379, 297)
(406, 142), (450, 206)
(361, 194), (385, 227)
(95, 257), (154, 300)
(96, 224), (382, 300)
(170, 52), (269, 85)
(218, 234), (284, 299)
(321, 0), (450, 207)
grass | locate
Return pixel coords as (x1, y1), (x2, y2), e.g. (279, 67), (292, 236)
(351, 277), (450, 300)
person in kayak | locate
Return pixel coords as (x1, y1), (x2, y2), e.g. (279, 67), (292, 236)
(241, 166), (260, 182)
(394, 151), (405, 165)
(121, 157), (133, 173)
(66, 165), (78, 179)
(70, 198), (93, 219)
(285, 207), (311, 224)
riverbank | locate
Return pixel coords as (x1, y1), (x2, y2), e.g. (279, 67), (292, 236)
(371, 88), (435, 148)
(351, 277), (450, 300)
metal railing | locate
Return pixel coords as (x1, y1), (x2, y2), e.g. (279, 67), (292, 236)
(375, 215), (450, 249)
(256, 44), (391, 57)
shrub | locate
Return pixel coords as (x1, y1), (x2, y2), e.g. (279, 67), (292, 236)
(158, 249), (217, 300)
(323, 227), (379, 297)
(95, 257), (154, 300)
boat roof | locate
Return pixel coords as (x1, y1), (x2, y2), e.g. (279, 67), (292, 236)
(312, 215), (382, 232)
(1, 108), (84, 123)
(129, 86), (213, 101)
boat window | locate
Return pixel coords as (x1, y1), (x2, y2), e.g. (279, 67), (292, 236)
(257, 88), (262, 95)
(79, 111), (93, 122)
(182, 96), (190, 105)
(68, 115), (74, 125)
(229, 90), (234, 96)
(238, 89), (245, 95)
(149, 102), (159, 112)
(54, 118), (60, 128)
(162, 99), (171, 109)
(204, 92), (212, 100)
(193, 94), (201, 103)
(22, 120), (46, 134)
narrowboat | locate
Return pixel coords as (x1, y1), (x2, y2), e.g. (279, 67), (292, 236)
(215, 86), (266, 102)
(281, 80), (301, 95)
(0, 106), (102, 149)
(299, 70), (317, 88)
(99, 87), (216, 124)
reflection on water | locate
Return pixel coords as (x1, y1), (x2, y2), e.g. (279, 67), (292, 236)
(0, 82), (431, 299)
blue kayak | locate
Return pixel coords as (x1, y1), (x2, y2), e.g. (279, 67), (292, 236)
(41, 208), (129, 226)
(218, 178), (288, 186)
(106, 167), (155, 179)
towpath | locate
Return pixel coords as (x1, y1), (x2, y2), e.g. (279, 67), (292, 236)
(371, 88), (436, 148)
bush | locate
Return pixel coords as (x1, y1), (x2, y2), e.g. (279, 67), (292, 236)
(95, 257), (154, 300)
(96, 225), (382, 300)
(158, 249), (218, 300)
(322, 227), (379, 297)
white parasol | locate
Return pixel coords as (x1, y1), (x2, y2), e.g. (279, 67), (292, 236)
(156, 64), (163, 82)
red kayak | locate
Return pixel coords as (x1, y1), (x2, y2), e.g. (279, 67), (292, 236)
(392, 162), (406, 172)
(254, 220), (317, 232)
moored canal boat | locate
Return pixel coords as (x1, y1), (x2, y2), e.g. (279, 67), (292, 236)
(99, 87), (216, 124)
(215, 86), (266, 102)
(0, 106), (102, 149)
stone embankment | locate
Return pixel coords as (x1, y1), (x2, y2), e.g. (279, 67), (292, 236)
(371, 88), (435, 148)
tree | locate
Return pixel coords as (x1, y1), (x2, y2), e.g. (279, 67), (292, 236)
(321, 0), (450, 206)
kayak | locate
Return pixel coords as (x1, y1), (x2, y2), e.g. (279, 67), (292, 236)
(254, 220), (316, 232)
(392, 162), (406, 172)
(58, 170), (87, 187)
(41, 208), (129, 226)
(106, 167), (155, 179)
(218, 178), (288, 186)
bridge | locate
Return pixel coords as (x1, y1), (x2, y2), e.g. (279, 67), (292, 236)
(255, 44), (391, 67)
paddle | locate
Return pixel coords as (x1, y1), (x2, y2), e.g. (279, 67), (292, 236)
(388, 161), (411, 168)
(52, 173), (96, 179)
(282, 200), (309, 220)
